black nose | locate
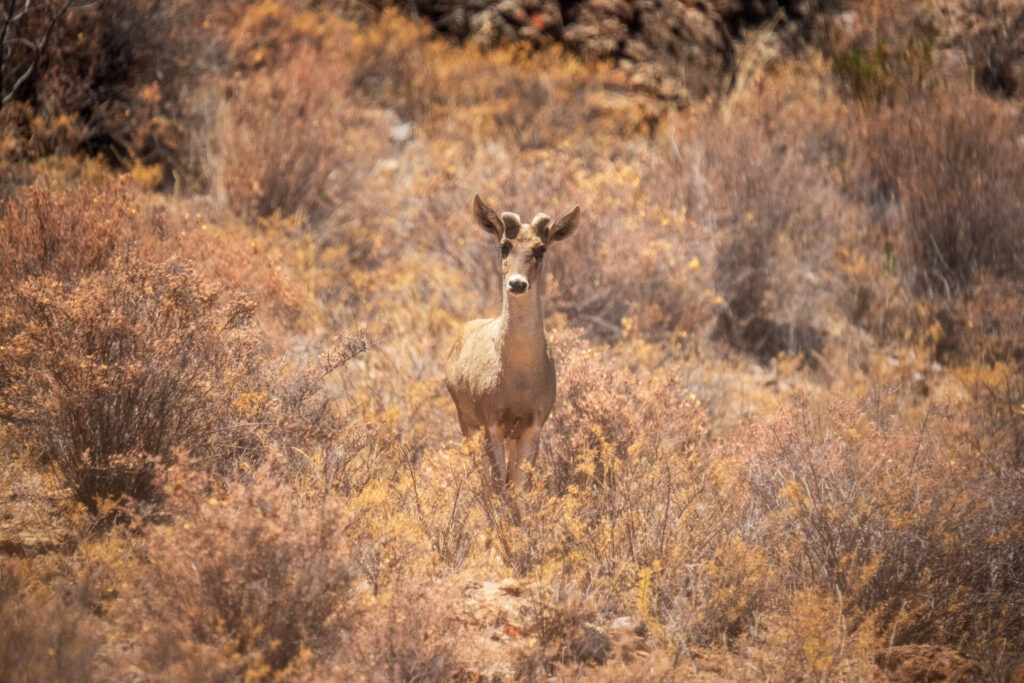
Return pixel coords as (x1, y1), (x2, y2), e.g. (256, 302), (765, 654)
(507, 279), (528, 294)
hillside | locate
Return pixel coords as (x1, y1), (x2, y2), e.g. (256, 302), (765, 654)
(2, 0), (1023, 679)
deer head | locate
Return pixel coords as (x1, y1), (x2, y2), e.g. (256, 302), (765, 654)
(473, 194), (580, 297)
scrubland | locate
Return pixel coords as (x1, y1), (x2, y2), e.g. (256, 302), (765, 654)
(1, 0), (1023, 680)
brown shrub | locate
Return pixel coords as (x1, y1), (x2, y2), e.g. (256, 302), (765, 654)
(340, 580), (463, 680)
(404, 438), (485, 569)
(347, 10), (651, 147)
(729, 589), (882, 680)
(0, 0), (222, 188)
(0, 178), (156, 292)
(224, 0), (346, 72)
(857, 90), (1024, 296)
(740, 394), (1024, 657)
(961, 0), (1024, 97)
(959, 355), (1024, 472)
(515, 581), (611, 677)
(541, 330), (709, 495)
(675, 86), (847, 363)
(828, 3), (938, 106)
(114, 463), (355, 679)
(0, 256), (266, 511)
(0, 557), (105, 682)
(210, 47), (392, 225)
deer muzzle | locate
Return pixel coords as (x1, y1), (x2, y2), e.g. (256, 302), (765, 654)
(506, 275), (529, 294)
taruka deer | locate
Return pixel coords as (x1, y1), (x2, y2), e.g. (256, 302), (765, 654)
(446, 195), (580, 494)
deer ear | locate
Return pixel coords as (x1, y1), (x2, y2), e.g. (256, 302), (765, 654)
(473, 195), (502, 238)
(547, 206), (580, 242)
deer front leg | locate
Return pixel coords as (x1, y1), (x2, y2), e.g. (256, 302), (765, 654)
(505, 436), (521, 490)
(484, 424), (507, 487)
(508, 425), (539, 490)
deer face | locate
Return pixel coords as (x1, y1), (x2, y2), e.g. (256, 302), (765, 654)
(472, 195), (580, 297)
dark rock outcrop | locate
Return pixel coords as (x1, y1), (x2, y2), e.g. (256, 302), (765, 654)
(370, 0), (1024, 101)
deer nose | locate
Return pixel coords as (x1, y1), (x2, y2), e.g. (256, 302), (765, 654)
(507, 276), (529, 294)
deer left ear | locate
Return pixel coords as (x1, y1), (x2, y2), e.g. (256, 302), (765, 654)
(547, 206), (580, 242)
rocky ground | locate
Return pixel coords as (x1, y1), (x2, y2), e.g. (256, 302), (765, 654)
(352, 0), (1024, 102)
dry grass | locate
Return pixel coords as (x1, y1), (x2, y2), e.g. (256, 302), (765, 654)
(2, 2), (1024, 679)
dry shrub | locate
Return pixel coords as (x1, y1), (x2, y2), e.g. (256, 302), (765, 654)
(545, 159), (715, 342)
(732, 589), (882, 680)
(405, 439), (485, 569)
(347, 10), (646, 146)
(827, 0), (1024, 99)
(0, 558), (104, 682)
(0, 256), (266, 511)
(858, 90), (1024, 297)
(951, 277), (1024, 365)
(211, 47), (392, 225)
(827, 2), (938, 105)
(669, 63), (850, 362)
(225, 0), (345, 71)
(5, 0), (222, 188)
(340, 580), (463, 680)
(740, 394), (1024, 663)
(515, 581), (612, 678)
(959, 355), (1024, 473)
(541, 329), (709, 495)
(114, 463), (355, 680)
(0, 178), (155, 292)
(0, 100), (85, 165)
(960, 0), (1024, 96)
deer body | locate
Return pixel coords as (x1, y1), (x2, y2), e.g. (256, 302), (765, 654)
(446, 195), (580, 490)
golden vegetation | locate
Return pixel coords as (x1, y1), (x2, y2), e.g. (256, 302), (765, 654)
(1, 0), (1023, 679)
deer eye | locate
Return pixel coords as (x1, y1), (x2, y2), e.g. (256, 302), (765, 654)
(532, 248), (545, 261)
(501, 241), (512, 258)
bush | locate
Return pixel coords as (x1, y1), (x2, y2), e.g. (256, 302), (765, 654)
(0, 256), (266, 511)
(515, 581), (611, 677)
(210, 47), (392, 225)
(740, 394), (1024, 661)
(0, 178), (152, 291)
(668, 67), (848, 363)
(0, 0), (222, 187)
(341, 579), (463, 680)
(858, 91), (1024, 296)
(0, 558), (104, 682)
(115, 464), (355, 679)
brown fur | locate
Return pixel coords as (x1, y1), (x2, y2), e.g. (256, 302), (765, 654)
(446, 195), (580, 493)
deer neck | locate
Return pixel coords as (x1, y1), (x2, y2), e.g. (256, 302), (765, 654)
(497, 286), (546, 365)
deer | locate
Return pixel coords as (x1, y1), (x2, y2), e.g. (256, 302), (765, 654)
(445, 195), (580, 499)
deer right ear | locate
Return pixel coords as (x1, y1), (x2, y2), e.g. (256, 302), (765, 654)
(473, 195), (503, 239)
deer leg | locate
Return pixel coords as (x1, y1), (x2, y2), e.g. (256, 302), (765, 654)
(505, 437), (521, 489)
(512, 426), (540, 490)
(454, 404), (475, 437)
(484, 424), (507, 487)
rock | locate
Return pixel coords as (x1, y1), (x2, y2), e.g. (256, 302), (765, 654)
(364, 0), (1024, 103)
